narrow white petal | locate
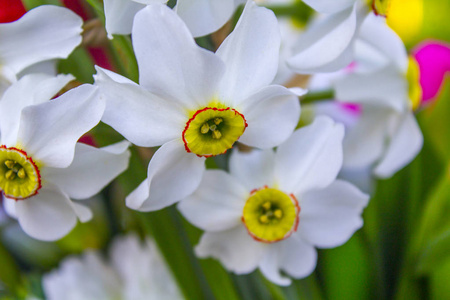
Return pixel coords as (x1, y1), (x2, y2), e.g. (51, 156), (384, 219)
(287, 5), (357, 74)
(374, 112), (423, 178)
(303, 0), (355, 14)
(43, 141), (130, 200)
(104, 0), (146, 38)
(275, 116), (344, 194)
(94, 66), (185, 147)
(126, 140), (205, 211)
(229, 148), (276, 191)
(15, 185), (78, 241)
(216, 1), (280, 105)
(299, 180), (368, 248)
(0, 73), (74, 147)
(178, 170), (247, 231)
(195, 226), (268, 274)
(17, 84), (105, 168)
(238, 85), (301, 148)
(132, 4), (225, 110)
(70, 202), (93, 223)
(176, 0), (236, 37)
(0, 5), (82, 75)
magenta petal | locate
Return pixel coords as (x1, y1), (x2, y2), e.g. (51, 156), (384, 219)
(413, 40), (450, 104)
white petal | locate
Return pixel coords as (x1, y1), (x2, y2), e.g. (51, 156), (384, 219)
(374, 112), (423, 178)
(229, 148), (276, 191)
(259, 246), (292, 286)
(176, 0), (236, 37)
(342, 107), (393, 169)
(278, 235), (318, 279)
(238, 85), (301, 148)
(195, 226), (268, 274)
(17, 84), (105, 168)
(15, 185), (78, 241)
(17, 60), (57, 78)
(43, 141), (130, 200)
(357, 12), (408, 72)
(3, 196), (17, 219)
(94, 66), (185, 147)
(0, 5), (82, 75)
(287, 5), (357, 74)
(104, 0), (145, 38)
(70, 202), (93, 223)
(178, 170), (247, 231)
(0, 73), (74, 147)
(132, 4), (225, 110)
(216, 1), (280, 105)
(275, 116), (344, 194)
(298, 180), (368, 248)
(334, 65), (409, 112)
(302, 0), (355, 14)
(126, 139), (205, 211)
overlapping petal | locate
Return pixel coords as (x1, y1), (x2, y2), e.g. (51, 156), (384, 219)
(17, 84), (104, 168)
(302, 0), (355, 14)
(43, 141), (130, 200)
(178, 170), (247, 231)
(0, 5), (82, 75)
(216, 1), (280, 105)
(126, 140), (205, 211)
(132, 4), (225, 110)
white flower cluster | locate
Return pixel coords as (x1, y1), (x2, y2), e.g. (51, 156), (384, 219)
(0, 0), (423, 292)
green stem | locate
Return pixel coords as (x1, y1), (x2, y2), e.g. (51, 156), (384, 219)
(300, 90), (334, 104)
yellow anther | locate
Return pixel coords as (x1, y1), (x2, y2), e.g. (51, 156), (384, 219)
(262, 201), (271, 210)
(201, 123), (210, 134)
(259, 215), (269, 224)
(18, 168), (26, 179)
(214, 118), (223, 125)
(5, 160), (15, 169)
(5, 170), (15, 180)
(274, 209), (283, 219)
(212, 130), (222, 139)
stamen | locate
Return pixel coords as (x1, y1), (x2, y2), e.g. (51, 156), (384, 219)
(259, 215), (269, 224)
(201, 123), (210, 134)
(214, 118), (223, 125)
(212, 130), (222, 139)
(5, 160), (15, 169)
(18, 168), (26, 179)
(274, 209), (283, 219)
(5, 170), (15, 180)
(262, 201), (271, 210)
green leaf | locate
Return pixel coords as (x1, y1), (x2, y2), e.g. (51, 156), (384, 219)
(0, 241), (22, 294)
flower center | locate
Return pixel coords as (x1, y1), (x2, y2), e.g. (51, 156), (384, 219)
(242, 187), (300, 243)
(0, 146), (41, 200)
(406, 56), (422, 111)
(182, 107), (247, 157)
(371, 0), (392, 17)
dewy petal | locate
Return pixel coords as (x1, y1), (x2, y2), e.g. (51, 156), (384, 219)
(132, 4), (225, 110)
(229, 148), (276, 191)
(178, 170), (247, 232)
(299, 180), (368, 248)
(17, 84), (105, 168)
(195, 225), (268, 274)
(216, 1), (280, 105)
(0, 73), (74, 147)
(303, 0), (355, 14)
(238, 85), (301, 148)
(176, 0), (237, 37)
(374, 112), (423, 178)
(287, 5), (357, 74)
(334, 65), (409, 112)
(15, 184), (78, 241)
(94, 66), (185, 147)
(43, 141), (130, 200)
(275, 116), (344, 195)
(126, 139), (205, 212)
(0, 5), (82, 75)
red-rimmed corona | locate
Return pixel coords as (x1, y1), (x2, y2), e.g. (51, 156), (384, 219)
(242, 186), (300, 243)
(182, 106), (248, 157)
(0, 146), (41, 200)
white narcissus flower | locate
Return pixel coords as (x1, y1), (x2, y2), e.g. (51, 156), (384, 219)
(43, 234), (183, 300)
(178, 116), (369, 285)
(0, 5), (82, 94)
(333, 14), (423, 178)
(0, 74), (130, 241)
(103, 0), (245, 38)
(95, 1), (302, 212)
(287, 0), (393, 73)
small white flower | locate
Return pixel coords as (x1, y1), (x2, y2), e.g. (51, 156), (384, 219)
(0, 5), (83, 94)
(0, 74), (130, 241)
(43, 234), (183, 300)
(103, 0), (245, 38)
(178, 116), (369, 285)
(95, 1), (302, 212)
